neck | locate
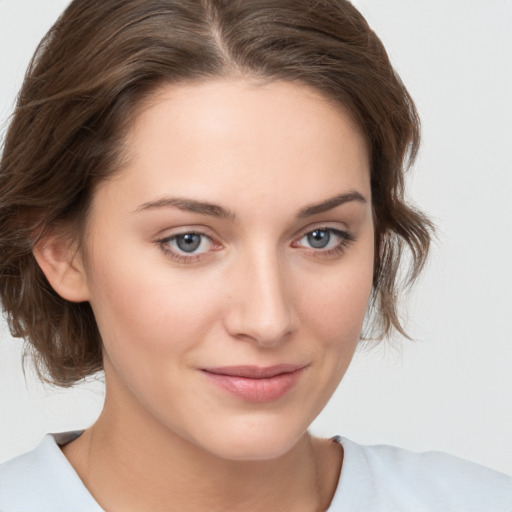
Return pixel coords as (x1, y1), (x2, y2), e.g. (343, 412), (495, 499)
(62, 385), (342, 512)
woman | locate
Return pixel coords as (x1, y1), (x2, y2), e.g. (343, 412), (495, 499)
(0, 1), (510, 510)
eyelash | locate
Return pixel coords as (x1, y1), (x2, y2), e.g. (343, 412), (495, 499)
(292, 227), (355, 259)
(156, 231), (218, 264)
(156, 227), (355, 264)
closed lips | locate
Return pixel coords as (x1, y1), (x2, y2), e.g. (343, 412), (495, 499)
(201, 364), (306, 379)
(200, 364), (307, 402)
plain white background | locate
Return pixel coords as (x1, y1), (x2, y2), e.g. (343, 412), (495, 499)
(0, 0), (511, 474)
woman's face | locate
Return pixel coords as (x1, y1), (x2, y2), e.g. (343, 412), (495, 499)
(81, 80), (374, 460)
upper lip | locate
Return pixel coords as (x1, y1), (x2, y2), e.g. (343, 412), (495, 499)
(201, 364), (306, 379)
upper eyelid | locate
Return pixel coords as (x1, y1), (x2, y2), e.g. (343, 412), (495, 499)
(165, 232), (211, 242)
(162, 230), (211, 240)
(295, 218), (350, 232)
(159, 232), (218, 252)
(155, 226), (217, 241)
(294, 224), (351, 240)
(155, 224), (351, 244)
(157, 232), (217, 262)
(295, 227), (351, 243)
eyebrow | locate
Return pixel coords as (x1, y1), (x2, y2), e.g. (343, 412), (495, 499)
(134, 191), (367, 219)
(134, 197), (236, 219)
(298, 191), (367, 217)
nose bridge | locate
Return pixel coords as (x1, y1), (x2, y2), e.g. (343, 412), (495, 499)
(225, 242), (296, 346)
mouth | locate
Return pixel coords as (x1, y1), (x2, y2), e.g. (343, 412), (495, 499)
(200, 364), (307, 402)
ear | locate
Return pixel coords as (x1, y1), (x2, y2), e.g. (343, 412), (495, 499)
(33, 234), (90, 303)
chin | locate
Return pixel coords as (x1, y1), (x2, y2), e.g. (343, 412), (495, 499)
(209, 438), (301, 462)
(190, 418), (309, 462)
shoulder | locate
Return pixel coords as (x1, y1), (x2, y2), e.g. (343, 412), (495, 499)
(328, 437), (512, 512)
(0, 433), (103, 512)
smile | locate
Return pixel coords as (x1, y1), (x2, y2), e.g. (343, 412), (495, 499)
(201, 365), (307, 402)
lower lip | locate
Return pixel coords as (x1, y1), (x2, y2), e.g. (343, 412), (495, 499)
(202, 369), (304, 402)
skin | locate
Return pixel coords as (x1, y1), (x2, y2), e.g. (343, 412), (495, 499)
(37, 79), (374, 511)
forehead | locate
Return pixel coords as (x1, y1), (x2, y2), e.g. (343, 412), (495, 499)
(98, 79), (371, 216)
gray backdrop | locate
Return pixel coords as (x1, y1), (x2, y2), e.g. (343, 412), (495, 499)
(1, 0), (511, 474)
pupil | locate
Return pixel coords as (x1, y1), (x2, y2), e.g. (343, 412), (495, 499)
(177, 234), (201, 252)
(308, 230), (330, 249)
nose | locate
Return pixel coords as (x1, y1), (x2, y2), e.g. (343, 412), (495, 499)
(223, 248), (298, 347)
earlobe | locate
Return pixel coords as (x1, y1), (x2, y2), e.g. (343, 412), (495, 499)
(33, 235), (90, 303)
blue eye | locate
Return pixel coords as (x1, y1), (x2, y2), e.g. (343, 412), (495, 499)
(296, 228), (353, 252)
(175, 233), (202, 253)
(306, 229), (331, 249)
(160, 232), (214, 258)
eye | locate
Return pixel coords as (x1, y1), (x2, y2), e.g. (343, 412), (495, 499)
(157, 231), (217, 262)
(293, 227), (354, 255)
(304, 229), (334, 249)
(173, 233), (205, 253)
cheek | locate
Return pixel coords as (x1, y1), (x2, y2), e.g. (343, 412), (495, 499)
(287, 249), (374, 416)
(85, 249), (222, 362)
(296, 254), (374, 351)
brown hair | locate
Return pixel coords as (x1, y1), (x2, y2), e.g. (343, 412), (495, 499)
(0, 0), (432, 386)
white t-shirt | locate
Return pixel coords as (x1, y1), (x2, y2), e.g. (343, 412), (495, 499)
(1, 432), (511, 511)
